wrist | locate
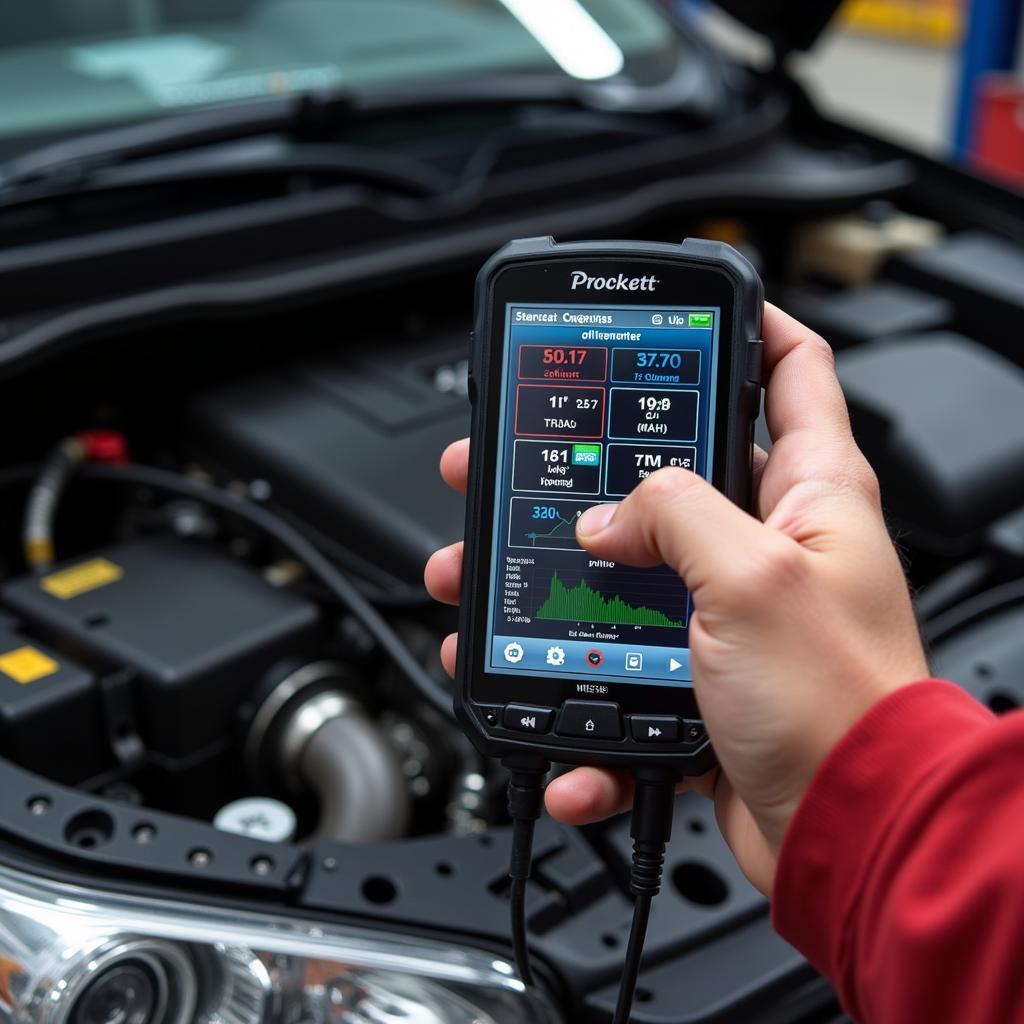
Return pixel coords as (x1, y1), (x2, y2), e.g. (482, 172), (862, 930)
(752, 664), (931, 856)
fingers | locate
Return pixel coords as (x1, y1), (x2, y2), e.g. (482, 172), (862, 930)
(751, 443), (768, 497)
(423, 541), (463, 605)
(759, 305), (879, 513)
(545, 766), (634, 824)
(545, 766), (719, 825)
(575, 468), (772, 600)
(440, 438), (470, 496)
(761, 303), (853, 445)
(440, 631), (457, 677)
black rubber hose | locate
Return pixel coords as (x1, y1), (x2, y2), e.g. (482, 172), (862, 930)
(924, 578), (1024, 646)
(914, 555), (995, 624)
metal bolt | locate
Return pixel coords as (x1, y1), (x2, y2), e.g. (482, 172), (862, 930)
(28, 798), (50, 816)
(133, 825), (156, 844)
(189, 849), (212, 867)
(251, 857), (274, 876)
(249, 478), (273, 502)
(323, 856), (338, 872)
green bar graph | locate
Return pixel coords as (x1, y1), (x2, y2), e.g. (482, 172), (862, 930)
(535, 570), (682, 628)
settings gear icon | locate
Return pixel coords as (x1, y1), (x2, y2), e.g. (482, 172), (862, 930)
(545, 645), (566, 667)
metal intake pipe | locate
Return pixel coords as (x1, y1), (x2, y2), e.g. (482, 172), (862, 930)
(248, 662), (411, 843)
(284, 693), (410, 842)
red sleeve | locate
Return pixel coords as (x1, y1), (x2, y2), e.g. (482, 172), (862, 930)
(772, 679), (1024, 1023)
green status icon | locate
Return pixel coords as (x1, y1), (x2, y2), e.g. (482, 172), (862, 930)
(572, 444), (601, 467)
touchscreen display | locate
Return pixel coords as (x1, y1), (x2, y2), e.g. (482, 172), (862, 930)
(486, 301), (719, 687)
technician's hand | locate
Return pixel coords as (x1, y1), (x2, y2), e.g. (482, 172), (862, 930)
(424, 304), (929, 895)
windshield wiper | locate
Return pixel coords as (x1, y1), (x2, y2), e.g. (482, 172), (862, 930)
(1, 135), (457, 205)
(0, 73), (682, 198)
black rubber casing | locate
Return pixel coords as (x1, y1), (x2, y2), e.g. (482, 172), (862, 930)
(456, 237), (763, 772)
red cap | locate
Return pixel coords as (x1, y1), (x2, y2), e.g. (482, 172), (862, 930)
(78, 429), (129, 465)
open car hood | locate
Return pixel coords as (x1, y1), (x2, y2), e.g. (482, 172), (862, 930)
(712, 0), (844, 53)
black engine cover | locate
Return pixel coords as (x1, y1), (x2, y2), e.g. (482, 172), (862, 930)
(2, 538), (320, 760)
(187, 338), (470, 591)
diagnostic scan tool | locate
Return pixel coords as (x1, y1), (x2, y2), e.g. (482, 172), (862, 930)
(456, 237), (763, 775)
(453, 238), (762, 1021)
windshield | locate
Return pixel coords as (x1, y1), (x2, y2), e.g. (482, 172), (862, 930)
(0, 0), (679, 140)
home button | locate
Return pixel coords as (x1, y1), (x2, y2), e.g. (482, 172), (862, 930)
(556, 701), (623, 740)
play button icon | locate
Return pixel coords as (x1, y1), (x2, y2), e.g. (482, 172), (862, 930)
(668, 658), (682, 672)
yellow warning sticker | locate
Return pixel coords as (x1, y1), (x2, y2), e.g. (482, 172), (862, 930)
(40, 557), (123, 600)
(0, 646), (59, 684)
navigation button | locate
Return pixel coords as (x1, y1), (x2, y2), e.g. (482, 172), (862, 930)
(557, 701), (622, 740)
(629, 715), (680, 743)
(668, 657), (684, 672)
(503, 704), (555, 734)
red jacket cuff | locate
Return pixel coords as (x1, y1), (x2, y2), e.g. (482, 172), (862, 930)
(771, 680), (993, 981)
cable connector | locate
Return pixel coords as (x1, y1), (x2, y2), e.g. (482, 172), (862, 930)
(628, 767), (677, 899)
(614, 767), (680, 1024)
(501, 754), (549, 988)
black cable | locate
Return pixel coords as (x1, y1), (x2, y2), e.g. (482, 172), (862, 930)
(509, 872), (533, 986)
(614, 768), (679, 1024)
(74, 462), (455, 719)
(617, 894), (653, 1021)
(503, 755), (549, 987)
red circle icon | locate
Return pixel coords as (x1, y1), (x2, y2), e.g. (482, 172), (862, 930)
(585, 648), (604, 667)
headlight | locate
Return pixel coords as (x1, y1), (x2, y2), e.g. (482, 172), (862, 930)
(0, 863), (559, 1024)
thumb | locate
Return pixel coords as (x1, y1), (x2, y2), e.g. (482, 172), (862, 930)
(575, 467), (775, 605)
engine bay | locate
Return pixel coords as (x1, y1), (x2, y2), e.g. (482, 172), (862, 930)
(0, 88), (1022, 1023)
